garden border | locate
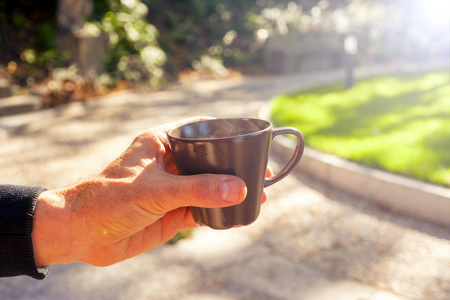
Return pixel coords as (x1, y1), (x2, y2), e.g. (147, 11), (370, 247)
(259, 103), (450, 227)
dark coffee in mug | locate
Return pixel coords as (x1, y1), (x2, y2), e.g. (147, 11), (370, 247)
(168, 118), (304, 230)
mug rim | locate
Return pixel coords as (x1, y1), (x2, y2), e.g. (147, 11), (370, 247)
(167, 118), (273, 142)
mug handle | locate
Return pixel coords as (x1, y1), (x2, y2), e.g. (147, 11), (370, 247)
(264, 127), (305, 187)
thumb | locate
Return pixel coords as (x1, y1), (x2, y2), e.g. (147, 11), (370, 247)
(154, 173), (247, 211)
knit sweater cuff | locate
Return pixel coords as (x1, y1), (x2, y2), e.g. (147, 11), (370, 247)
(0, 185), (51, 279)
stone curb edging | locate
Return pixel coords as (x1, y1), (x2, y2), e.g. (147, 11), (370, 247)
(259, 103), (450, 227)
(0, 95), (41, 117)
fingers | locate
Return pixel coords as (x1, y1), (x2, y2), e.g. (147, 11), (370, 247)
(265, 165), (274, 178)
(262, 166), (273, 204)
(148, 173), (247, 213)
(262, 189), (268, 204)
(154, 165), (273, 211)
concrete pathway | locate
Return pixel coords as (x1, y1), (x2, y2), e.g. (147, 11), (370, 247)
(1, 66), (449, 300)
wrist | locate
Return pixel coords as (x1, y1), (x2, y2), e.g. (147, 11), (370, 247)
(32, 189), (73, 267)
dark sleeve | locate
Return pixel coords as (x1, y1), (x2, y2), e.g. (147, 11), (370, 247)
(0, 184), (51, 279)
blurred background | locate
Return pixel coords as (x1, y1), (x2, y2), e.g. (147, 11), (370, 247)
(1, 1), (449, 300)
(0, 0), (448, 105)
(2, 0), (447, 186)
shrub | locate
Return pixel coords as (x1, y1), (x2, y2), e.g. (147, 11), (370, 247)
(88, 0), (167, 86)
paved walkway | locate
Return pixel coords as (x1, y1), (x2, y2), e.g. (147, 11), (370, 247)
(1, 66), (449, 300)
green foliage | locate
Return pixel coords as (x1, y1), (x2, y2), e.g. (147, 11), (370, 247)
(11, 12), (28, 28)
(271, 71), (450, 186)
(0, 0), (64, 87)
(167, 229), (193, 244)
(2, 0), (447, 92)
(89, 0), (289, 82)
(89, 0), (167, 86)
(144, 0), (268, 74)
(37, 22), (56, 50)
(0, 0), (58, 63)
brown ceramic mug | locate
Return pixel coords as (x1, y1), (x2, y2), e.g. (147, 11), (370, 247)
(167, 118), (304, 230)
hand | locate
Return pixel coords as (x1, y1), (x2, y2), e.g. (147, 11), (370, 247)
(32, 117), (271, 267)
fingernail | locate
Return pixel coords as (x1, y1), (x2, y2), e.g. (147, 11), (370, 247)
(221, 179), (245, 203)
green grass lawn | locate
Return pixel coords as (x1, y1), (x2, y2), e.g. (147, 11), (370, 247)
(271, 71), (450, 187)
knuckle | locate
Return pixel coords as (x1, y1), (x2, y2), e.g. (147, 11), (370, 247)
(133, 131), (154, 145)
(193, 175), (217, 203)
(164, 181), (182, 201)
